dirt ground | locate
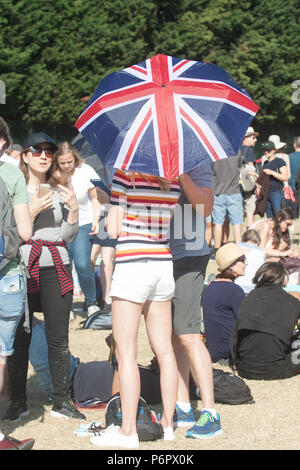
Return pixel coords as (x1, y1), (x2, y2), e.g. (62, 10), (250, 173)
(1, 221), (299, 453)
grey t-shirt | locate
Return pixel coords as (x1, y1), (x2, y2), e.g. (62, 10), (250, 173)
(212, 154), (241, 195)
(168, 164), (213, 260)
(20, 190), (79, 268)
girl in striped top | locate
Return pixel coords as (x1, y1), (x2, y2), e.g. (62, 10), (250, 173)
(110, 169), (181, 263)
(93, 169), (180, 448)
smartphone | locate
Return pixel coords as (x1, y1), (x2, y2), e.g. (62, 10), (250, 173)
(38, 183), (51, 197)
(90, 179), (111, 196)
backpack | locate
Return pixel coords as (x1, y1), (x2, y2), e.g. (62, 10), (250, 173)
(105, 393), (164, 441)
(0, 162), (20, 273)
(80, 310), (112, 330)
(194, 369), (254, 405)
(238, 147), (256, 193)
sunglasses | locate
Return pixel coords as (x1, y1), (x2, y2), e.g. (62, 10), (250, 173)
(235, 255), (246, 264)
(27, 146), (54, 158)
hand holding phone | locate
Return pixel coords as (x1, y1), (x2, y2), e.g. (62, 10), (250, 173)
(38, 184), (52, 198)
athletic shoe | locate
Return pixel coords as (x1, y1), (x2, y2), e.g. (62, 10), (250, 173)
(90, 424), (139, 449)
(87, 305), (100, 317)
(73, 421), (106, 437)
(51, 400), (86, 420)
(0, 435), (35, 450)
(173, 405), (195, 428)
(186, 411), (223, 439)
(3, 400), (29, 422)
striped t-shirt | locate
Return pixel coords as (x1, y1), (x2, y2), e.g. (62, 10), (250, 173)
(110, 169), (180, 263)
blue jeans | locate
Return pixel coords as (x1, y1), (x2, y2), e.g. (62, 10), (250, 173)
(67, 223), (96, 306)
(0, 275), (25, 356)
(266, 191), (283, 218)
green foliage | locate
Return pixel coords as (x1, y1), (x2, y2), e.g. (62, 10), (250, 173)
(0, 0), (299, 141)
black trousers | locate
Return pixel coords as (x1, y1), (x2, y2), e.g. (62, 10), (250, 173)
(8, 267), (72, 403)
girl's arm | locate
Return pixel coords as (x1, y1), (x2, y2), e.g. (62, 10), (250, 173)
(106, 205), (125, 239)
(88, 186), (101, 235)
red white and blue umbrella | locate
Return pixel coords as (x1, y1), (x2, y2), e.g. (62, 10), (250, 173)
(75, 54), (259, 180)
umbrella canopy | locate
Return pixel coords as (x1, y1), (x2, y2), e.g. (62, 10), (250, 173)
(71, 133), (111, 187)
(75, 54), (259, 180)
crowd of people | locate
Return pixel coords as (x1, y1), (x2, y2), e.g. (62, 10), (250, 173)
(0, 116), (299, 450)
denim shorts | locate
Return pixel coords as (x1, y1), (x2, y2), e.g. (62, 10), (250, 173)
(93, 215), (117, 248)
(0, 275), (26, 356)
(212, 193), (243, 225)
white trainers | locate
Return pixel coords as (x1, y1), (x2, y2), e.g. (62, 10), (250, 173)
(163, 426), (175, 441)
(90, 424), (139, 449)
(87, 305), (100, 317)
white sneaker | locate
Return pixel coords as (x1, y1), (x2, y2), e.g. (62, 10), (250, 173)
(87, 305), (100, 317)
(90, 424), (139, 449)
(163, 426), (175, 441)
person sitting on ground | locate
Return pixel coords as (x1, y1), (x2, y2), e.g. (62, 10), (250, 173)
(250, 208), (299, 261)
(235, 229), (266, 294)
(202, 243), (247, 364)
(230, 262), (300, 380)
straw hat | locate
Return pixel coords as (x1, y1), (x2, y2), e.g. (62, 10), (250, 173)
(245, 126), (259, 137)
(215, 243), (247, 272)
(268, 135), (286, 151)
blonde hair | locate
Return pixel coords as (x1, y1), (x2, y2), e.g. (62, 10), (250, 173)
(53, 141), (83, 169)
(48, 141), (83, 187)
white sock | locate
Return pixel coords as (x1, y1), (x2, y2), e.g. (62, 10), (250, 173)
(163, 427), (175, 441)
(0, 433), (5, 441)
(176, 401), (192, 412)
(202, 408), (218, 419)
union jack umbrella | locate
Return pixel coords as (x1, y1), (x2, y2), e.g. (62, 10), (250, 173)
(75, 54), (259, 180)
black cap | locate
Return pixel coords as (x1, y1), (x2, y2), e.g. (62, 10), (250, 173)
(24, 132), (58, 150)
(262, 141), (276, 151)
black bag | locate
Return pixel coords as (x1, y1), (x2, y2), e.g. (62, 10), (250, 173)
(80, 311), (112, 330)
(105, 393), (163, 441)
(194, 369), (254, 405)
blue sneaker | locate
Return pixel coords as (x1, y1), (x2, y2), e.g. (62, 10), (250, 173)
(186, 411), (223, 439)
(173, 405), (195, 428)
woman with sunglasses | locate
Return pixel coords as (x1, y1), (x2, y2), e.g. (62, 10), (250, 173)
(261, 140), (288, 218)
(5, 133), (86, 422)
(202, 243), (247, 364)
(51, 142), (102, 317)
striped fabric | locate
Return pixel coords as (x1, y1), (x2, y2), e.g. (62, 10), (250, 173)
(26, 239), (73, 295)
(110, 169), (180, 263)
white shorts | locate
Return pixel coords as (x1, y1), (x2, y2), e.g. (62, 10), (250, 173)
(110, 260), (175, 303)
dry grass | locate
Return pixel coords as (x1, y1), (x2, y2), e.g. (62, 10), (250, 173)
(0, 305), (299, 451)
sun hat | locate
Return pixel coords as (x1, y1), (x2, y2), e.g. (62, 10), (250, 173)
(262, 141), (276, 151)
(24, 132), (58, 151)
(245, 126), (259, 137)
(268, 135), (286, 151)
(215, 243), (247, 272)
